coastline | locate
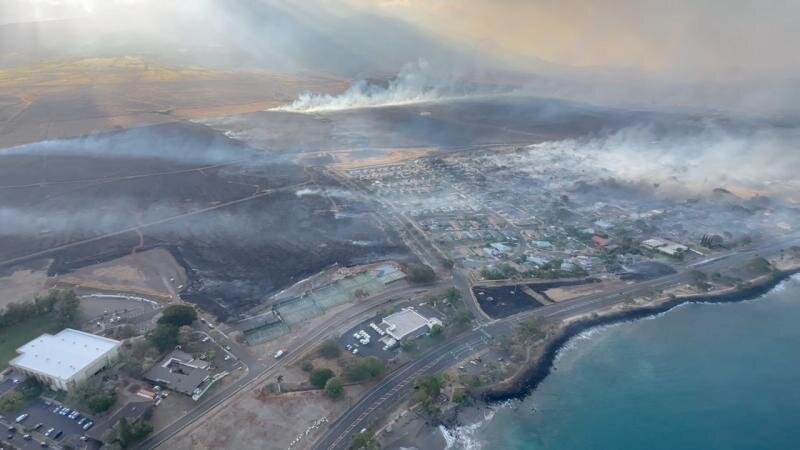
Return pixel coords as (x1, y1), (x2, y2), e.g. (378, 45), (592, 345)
(481, 266), (800, 403)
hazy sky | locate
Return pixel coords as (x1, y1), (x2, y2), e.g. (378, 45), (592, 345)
(4, 0), (798, 82)
(2, 0), (798, 115)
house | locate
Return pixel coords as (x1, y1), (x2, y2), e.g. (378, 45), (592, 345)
(144, 350), (210, 397)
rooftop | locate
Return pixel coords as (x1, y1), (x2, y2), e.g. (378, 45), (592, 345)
(144, 350), (210, 395)
(11, 329), (121, 382)
(381, 308), (440, 340)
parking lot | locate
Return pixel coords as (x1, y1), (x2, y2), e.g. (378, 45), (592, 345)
(2, 398), (95, 448)
(339, 317), (400, 361)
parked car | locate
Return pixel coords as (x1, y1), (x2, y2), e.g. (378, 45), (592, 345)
(44, 428), (54, 437)
(82, 421), (94, 431)
(15, 413), (28, 423)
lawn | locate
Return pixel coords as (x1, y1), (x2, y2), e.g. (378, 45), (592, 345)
(0, 315), (59, 368)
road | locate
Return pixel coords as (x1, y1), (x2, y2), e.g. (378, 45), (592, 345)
(136, 281), (445, 449)
(312, 234), (800, 450)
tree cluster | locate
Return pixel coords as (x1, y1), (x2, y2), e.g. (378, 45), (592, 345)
(344, 356), (385, 382)
(0, 289), (80, 329)
(148, 305), (198, 352)
(102, 417), (154, 449)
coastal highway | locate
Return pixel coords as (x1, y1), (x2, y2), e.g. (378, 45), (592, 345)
(135, 281), (446, 449)
(312, 234), (800, 450)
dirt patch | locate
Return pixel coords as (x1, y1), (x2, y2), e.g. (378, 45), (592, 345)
(55, 248), (186, 301)
(544, 280), (625, 302)
(0, 261), (52, 311)
(170, 387), (365, 450)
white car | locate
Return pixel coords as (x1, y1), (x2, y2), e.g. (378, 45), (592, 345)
(274, 349), (287, 359)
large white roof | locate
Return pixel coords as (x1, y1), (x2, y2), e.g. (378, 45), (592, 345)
(11, 329), (121, 382)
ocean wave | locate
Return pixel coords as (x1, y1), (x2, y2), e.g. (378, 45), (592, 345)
(440, 403), (512, 450)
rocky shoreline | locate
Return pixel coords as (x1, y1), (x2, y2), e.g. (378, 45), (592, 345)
(481, 267), (800, 403)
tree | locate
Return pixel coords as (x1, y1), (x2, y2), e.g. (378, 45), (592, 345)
(414, 374), (442, 400)
(517, 318), (545, 342)
(157, 304), (197, 327)
(52, 289), (81, 328)
(324, 377), (344, 399)
(87, 393), (116, 413)
(105, 417), (154, 449)
(310, 368), (335, 388)
(406, 264), (436, 283)
(446, 287), (462, 303)
(318, 340), (341, 359)
(148, 323), (179, 352)
(429, 324), (444, 338)
(0, 391), (24, 413)
(177, 325), (194, 345)
(350, 431), (380, 450)
(301, 360), (314, 372)
(453, 310), (473, 327)
(345, 357), (385, 382)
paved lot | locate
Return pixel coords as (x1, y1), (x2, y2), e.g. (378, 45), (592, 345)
(10, 398), (95, 446)
(339, 317), (399, 361)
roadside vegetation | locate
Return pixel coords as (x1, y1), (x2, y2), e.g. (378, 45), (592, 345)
(344, 356), (385, 382)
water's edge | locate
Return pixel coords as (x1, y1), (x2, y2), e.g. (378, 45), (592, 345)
(481, 268), (800, 403)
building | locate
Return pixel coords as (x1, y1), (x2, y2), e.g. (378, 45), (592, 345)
(10, 329), (121, 391)
(377, 308), (442, 348)
(144, 350), (210, 397)
(641, 238), (688, 256)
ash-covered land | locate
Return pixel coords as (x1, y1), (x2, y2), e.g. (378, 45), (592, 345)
(2, 93), (799, 320)
(0, 121), (410, 318)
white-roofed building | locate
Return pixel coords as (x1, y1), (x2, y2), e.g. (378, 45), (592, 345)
(10, 329), (121, 392)
(378, 308), (443, 344)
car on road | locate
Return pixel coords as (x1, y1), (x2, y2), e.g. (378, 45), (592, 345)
(274, 349), (287, 359)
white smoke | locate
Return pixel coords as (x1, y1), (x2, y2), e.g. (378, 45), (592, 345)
(272, 60), (473, 113)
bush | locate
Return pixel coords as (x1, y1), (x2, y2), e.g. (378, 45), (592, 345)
(345, 357), (385, 382)
(301, 360), (314, 372)
(310, 368), (335, 388)
(318, 340), (341, 359)
(158, 304), (197, 327)
(324, 377), (344, 399)
(429, 324), (444, 338)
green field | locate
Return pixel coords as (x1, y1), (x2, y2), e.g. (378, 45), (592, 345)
(0, 315), (59, 368)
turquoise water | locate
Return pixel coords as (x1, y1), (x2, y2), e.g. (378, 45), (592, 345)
(465, 275), (800, 450)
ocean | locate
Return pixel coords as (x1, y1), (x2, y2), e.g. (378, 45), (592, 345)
(447, 275), (800, 450)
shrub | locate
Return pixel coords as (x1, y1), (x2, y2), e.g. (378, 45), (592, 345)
(324, 377), (344, 399)
(301, 360), (314, 372)
(318, 340), (341, 359)
(310, 368), (335, 388)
